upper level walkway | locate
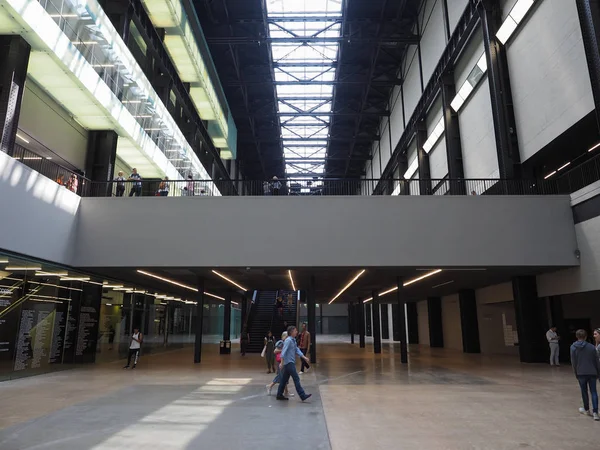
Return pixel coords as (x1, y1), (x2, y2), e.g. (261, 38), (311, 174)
(0, 148), (579, 270)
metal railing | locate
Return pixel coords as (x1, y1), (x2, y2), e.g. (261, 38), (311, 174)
(555, 152), (600, 194)
(85, 177), (561, 197)
(11, 145), (90, 195)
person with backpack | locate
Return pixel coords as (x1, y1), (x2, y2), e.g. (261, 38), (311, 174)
(124, 326), (143, 369)
(570, 329), (600, 420)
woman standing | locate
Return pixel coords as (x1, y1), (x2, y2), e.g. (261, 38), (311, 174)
(264, 331), (275, 373)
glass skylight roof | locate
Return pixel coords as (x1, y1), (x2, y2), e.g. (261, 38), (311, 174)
(266, 0), (342, 177)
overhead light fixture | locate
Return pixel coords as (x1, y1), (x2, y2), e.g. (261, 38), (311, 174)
(432, 280), (455, 289)
(329, 270), (366, 304)
(0, 259), (8, 264)
(589, 142), (600, 152)
(145, 128), (162, 131)
(212, 270), (248, 291)
(557, 162), (571, 171)
(288, 270), (296, 291)
(5, 266), (42, 271)
(105, 303), (113, 306)
(16, 133), (29, 143)
(363, 269), (443, 303)
(205, 292), (225, 301)
(35, 271), (69, 277)
(496, 0), (535, 45)
(135, 115), (153, 118)
(544, 170), (557, 180)
(73, 41), (98, 45)
(103, 283), (124, 288)
(137, 270), (197, 292)
(49, 13), (78, 18)
(60, 277), (90, 281)
(122, 100), (142, 104)
(92, 64), (115, 68)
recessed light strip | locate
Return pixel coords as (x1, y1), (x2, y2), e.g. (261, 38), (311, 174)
(137, 270), (223, 300)
(5, 266), (42, 271)
(363, 269), (443, 303)
(288, 270), (296, 291)
(211, 270), (248, 291)
(329, 270), (366, 305)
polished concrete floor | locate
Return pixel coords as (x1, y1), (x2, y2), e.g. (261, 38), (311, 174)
(0, 336), (598, 449)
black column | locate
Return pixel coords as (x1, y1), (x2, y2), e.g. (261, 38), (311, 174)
(406, 302), (419, 344)
(381, 304), (390, 340)
(372, 291), (382, 354)
(0, 36), (31, 156)
(577, 0), (600, 132)
(241, 294), (247, 334)
(348, 303), (355, 344)
(358, 299), (366, 348)
(427, 297), (444, 348)
(85, 131), (118, 195)
(221, 291), (231, 354)
(441, 72), (466, 194)
(395, 277), (408, 363)
(366, 304), (372, 336)
(459, 289), (481, 353)
(194, 277), (205, 363)
(512, 276), (547, 363)
(307, 275), (316, 364)
(480, 0), (521, 179)
(416, 120), (431, 195)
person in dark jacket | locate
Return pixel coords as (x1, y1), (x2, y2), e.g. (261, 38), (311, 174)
(570, 329), (600, 420)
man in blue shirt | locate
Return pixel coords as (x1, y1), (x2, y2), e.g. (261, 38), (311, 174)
(128, 168), (142, 197)
(276, 325), (312, 401)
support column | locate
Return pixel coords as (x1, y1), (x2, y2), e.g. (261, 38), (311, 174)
(459, 289), (481, 353)
(348, 303), (355, 344)
(372, 291), (382, 354)
(512, 276), (547, 363)
(221, 291), (231, 354)
(307, 275), (316, 364)
(577, 0), (600, 132)
(381, 303), (390, 340)
(241, 294), (247, 334)
(480, 0), (521, 179)
(0, 36), (31, 156)
(194, 277), (205, 363)
(358, 299), (366, 348)
(85, 131), (119, 195)
(441, 72), (466, 194)
(416, 120), (431, 195)
(395, 277), (408, 363)
(406, 302), (419, 344)
(427, 297), (444, 348)
(366, 304), (373, 336)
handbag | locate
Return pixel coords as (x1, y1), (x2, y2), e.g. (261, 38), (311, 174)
(260, 346), (266, 358)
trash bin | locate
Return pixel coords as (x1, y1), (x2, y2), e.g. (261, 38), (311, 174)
(220, 340), (231, 355)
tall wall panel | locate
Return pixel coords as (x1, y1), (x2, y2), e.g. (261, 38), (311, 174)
(402, 45), (422, 123)
(417, 300), (430, 346)
(454, 32), (485, 89)
(442, 294), (463, 351)
(429, 139), (448, 180)
(372, 148), (381, 179)
(459, 82), (499, 179)
(419, 0), (448, 83)
(507, 0), (594, 162)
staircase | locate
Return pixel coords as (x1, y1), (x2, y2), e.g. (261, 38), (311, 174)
(245, 290), (299, 353)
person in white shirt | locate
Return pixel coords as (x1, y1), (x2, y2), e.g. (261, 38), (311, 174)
(546, 325), (560, 366)
(124, 327), (143, 369)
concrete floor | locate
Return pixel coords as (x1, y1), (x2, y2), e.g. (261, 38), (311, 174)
(0, 336), (598, 449)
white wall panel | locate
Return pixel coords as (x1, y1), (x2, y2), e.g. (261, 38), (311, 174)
(448, 0), (469, 33)
(402, 45), (422, 123)
(18, 80), (88, 171)
(419, 0), (447, 83)
(379, 117), (392, 170)
(459, 82), (499, 179)
(417, 300), (430, 346)
(429, 138), (448, 180)
(373, 148), (381, 179)
(507, 0), (594, 162)
(426, 96), (443, 130)
(442, 294), (463, 351)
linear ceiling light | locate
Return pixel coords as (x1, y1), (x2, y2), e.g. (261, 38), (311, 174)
(496, 0), (535, 45)
(0, 259), (8, 264)
(60, 277), (90, 281)
(329, 270), (366, 305)
(16, 133), (29, 143)
(589, 142), (600, 152)
(137, 269), (223, 300)
(363, 269), (443, 303)
(544, 170), (556, 180)
(5, 266), (42, 271)
(432, 280), (455, 289)
(288, 270), (296, 291)
(212, 270), (248, 291)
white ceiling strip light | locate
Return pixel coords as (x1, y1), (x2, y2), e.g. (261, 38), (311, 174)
(266, 0), (343, 180)
(363, 269), (443, 303)
(497, 0), (536, 45)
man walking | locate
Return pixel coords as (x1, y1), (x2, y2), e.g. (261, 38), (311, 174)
(276, 326), (312, 402)
(546, 325), (560, 366)
(570, 329), (600, 420)
(124, 327), (143, 369)
(298, 322), (311, 374)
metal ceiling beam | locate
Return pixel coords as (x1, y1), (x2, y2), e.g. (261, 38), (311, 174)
(225, 80), (402, 86)
(277, 111), (389, 117)
(232, 17), (411, 23)
(206, 36), (419, 44)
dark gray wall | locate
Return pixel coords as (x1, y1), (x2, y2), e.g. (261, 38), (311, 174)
(72, 195), (579, 268)
(0, 151), (79, 264)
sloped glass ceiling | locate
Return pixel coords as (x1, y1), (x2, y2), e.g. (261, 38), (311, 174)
(266, 0), (342, 178)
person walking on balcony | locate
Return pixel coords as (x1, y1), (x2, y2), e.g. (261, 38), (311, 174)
(272, 176), (282, 196)
(546, 325), (560, 366)
(115, 171), (126, 197)
(128, 168), (142, 197)
(263, 180), (271, 196)
(184, 174), (195, 196)
(66, 174), (78, 193)
(571, 329), (600, 420)
(276, 326), (312, 402)
(158, 177), (169, 196)
(264, 331), (275, 373)
(298, 322), (311, 374)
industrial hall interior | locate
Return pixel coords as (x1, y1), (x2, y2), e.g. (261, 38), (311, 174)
(2, 0), (600, 448)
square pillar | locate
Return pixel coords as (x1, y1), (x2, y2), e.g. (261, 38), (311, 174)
(358, 300), (366, 348)
(459, 289), (481, 353)
(427, 297), (444, 348)
(194, 277), (205, 363)
(221, 291), (231, 354)
(307, 275), (316, 364)
(406, 302), (419, 344)
(372, 291), (382, 354)
(381, 303), (390, 340)
(512, 276), (547, 363)
(348, 303), (355, 344)
(395, 277), (408, 363)
(0, 36), (31, 156)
